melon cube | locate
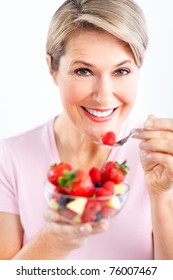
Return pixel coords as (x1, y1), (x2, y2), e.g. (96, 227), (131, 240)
(50, 198), (59, 210)
(66, 197), (87, 215)
(114, 184), (126, 195)
(106, 196), (121, 209)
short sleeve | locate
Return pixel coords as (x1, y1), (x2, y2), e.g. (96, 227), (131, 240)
(0, 140), (19, 214)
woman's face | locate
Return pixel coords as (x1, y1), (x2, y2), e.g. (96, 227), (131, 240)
(53, 29), (139, 138)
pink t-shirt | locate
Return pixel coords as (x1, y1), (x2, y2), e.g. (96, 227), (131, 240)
(0, 116), (153, 259)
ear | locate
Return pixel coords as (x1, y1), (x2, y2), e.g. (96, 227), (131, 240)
(46, 54), (58, 85)
(46, 54), (54, 75)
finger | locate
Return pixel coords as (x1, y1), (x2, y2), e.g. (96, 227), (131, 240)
(44, 208), (109, 230)
(44, 208), (68, 223)
(44, 208), (108, 236)
(47, 219), (93, 237)
(44, 208), (101, 234)
(144, 115), (173, 132)
(139, 139), (173, 155)
(44, 207), (88, 225)
(91, 219), (109, 234)
(48, 218), (108, 236)
(45, 222), (92, 250)
(140, 150), (157, 171)
(133, 129), (173, 141)
(141, 151), (173, 182)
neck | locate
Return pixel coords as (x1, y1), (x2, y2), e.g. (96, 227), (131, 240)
(54, 114), (112, 171)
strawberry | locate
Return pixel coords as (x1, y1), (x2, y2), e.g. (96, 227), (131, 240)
(81, 211), (96, 223)
(101, 131), (116, 146)
(101, 160), (129, 184)
(101, 205), (116, 218)
(95, 187), (110, 197)
(101, 161), (115, 182)
(58, 169), (95, 197)
(102, 181), (115, 195)
(47, 162), (72, 186)
(62, 208), (76, 220)
(89, 167), (101, 184)
(95, 181), (114, 197)
(82, 200), (101, 222)
(54, 185), (66, 194)
(84, 200), (101, 214)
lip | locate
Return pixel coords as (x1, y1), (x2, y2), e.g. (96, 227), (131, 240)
(81, 106), (118, 123)
(85, 108), (114, 112)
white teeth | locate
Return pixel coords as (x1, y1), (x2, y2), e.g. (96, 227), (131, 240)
(84, 107), (114, 117)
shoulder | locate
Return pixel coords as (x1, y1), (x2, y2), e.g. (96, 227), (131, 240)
(0, 117), (55, 154)
(0, 117), (57, 170)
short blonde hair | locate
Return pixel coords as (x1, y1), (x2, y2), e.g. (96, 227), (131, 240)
(46, 0), (148, 71)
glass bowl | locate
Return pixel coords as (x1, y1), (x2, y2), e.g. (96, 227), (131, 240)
(44, 180), (129, 224)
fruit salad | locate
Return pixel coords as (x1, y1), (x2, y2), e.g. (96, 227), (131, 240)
(45, 159), (129, 224)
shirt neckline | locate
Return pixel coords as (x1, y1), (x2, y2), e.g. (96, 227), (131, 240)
(48, 115), (129, 166)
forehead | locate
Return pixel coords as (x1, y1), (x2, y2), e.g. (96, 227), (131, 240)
(63, 29), (135, 64)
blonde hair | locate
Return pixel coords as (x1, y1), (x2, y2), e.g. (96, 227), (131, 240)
(46, 0), (148, 71)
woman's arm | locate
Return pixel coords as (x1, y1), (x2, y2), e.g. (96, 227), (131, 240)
(0, 209), (108, 260)
(0, 212), (23, 259)
(149, 190), (173, 259)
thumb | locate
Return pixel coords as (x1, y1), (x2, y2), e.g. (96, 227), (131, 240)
(144, 114), (156, 130)
(140, 150), (157, 172)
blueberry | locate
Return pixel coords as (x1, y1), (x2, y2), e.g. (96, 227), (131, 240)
(58, 196), (74, 210)
(95, 212), (102, 221)
(94, 182), (102, 189)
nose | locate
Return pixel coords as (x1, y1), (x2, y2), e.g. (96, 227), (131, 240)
(91, 75), (116, 104)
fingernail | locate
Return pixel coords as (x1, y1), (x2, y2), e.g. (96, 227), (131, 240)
(51, 212), (59, 221)
(140, 141), (146, 149)
(79, 225), (91, 234)
(99, 219), (109, 230)
(79, 226), (85, 233)
(144, 120), (153, 127)
(143, 152), (152, 158)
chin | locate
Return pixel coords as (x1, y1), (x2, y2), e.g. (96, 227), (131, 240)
(83, 124), (116, 140)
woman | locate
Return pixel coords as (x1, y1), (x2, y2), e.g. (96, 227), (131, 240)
(0, 0), (173, 260)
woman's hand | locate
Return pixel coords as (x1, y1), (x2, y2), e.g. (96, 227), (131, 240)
(134, 115), (173, 259)
(43, 207), (109, 258)
(134, 115), (173, 195)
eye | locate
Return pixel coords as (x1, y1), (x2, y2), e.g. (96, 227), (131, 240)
(114, 68), (130, 76)
(75, 68), (91, 76)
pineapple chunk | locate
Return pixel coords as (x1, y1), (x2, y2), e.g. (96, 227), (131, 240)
(114, 184), (126, 195)
(107, 196), (121, 209)
(66, 197), (87, 215)
(72, 215), (82, 224)
(50, 198), (59, 210)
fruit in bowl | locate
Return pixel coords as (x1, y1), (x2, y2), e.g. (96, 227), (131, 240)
(45, 180), (129, 224)
(44, 160), (129, 224)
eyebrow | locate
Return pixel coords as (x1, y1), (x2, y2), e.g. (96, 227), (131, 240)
(71, 60), (94, 67)
(71, 59), (134, 68)
(115, 59), (134, 67)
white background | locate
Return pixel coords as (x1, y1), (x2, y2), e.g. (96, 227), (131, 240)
(0, 0), (172, 139)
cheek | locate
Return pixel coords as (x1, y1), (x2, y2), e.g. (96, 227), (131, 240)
(128, 90), (137, 105)
(59, 79), (91, 104)
(123, 80), (138, 105)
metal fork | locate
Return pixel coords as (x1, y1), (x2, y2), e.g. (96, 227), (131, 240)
(93, 128), (143, 149)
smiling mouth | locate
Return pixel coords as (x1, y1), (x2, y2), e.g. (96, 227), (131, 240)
(82, 107), (116, 117)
